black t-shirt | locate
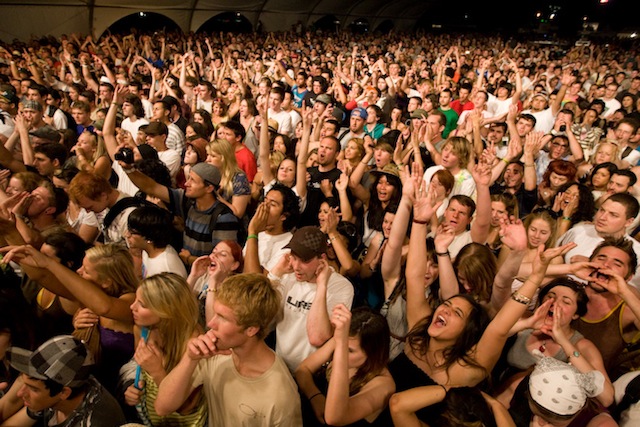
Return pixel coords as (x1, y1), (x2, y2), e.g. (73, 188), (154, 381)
(300, 166), (342, 226)
(27, 377), (125, 427)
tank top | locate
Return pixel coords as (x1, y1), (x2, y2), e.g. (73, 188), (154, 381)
(507, 328), (584, 370)
(574, 300), (628, 371)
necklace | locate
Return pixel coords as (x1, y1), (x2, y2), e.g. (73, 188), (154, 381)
(539, 340), (547, 353)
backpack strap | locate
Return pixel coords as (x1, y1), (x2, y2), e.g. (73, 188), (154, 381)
(103, 197), (149, 230)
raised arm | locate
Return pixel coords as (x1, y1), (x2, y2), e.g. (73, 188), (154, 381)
(470, 158), (492, 243)
(381, 166), (414, 296)
(257, 99), (273, 184)
(243, 202), (269, 274)
(489, 219), (528, 316)
(156, 330), (230, 416)
(4, 245), (135, 323)
(472, 241), (577, 373)
(123, 167), (170, 203)
(324, 305), (395, 426)
(307, 259), (333, 347)
(405, 174), (442, 329)
(295, 107), (313, 201)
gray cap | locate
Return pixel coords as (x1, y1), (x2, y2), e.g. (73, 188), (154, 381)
(191, 162), (221, 187)
(22, 100), (43, 112)
(315, 94), (332, 105)
(29, 125), (60, 142)
(7, 335), (94, 387)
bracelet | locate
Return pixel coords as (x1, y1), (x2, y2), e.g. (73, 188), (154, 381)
(412, 218), (429, 225)
(501, 157), (510, 165)
(439, 384), (447, 395)
(511, 291), (531, 305)
(309, 392), (323, 401)
(435, 250), (449, 257)
(328, 235), (337, 242)
(568, 350), (580, 359)
(123, 166), (137, 174)
(247, 234), (258, 240)
(562, 216), (572, 222)
(525, 163), (535, 168)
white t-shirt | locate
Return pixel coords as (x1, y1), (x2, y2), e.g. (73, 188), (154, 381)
(271, 269), (354, 370)
(157, 149), (182, 179)
(113, 162), (139, 197)
(487, 93), (513, 118)
(242, 231), (292, 273)
(423, 165), (477, 201)
(601, 97), (622, 118)
(521, 108), (556, 134)
(269, 109), (293, 138)
(121, 117), (149, 136)
(142, 246), (187, 279)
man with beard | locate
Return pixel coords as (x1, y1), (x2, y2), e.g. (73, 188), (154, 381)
(338, 107), (367, 150)
(155, 274), (302, 427)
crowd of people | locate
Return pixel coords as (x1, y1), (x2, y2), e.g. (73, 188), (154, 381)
(1, 27), (640, 426)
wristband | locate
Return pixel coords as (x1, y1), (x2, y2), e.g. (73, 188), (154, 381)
(562, 216), (572, 222)
(501, 157), (509, 165)
(511, 291), (531, 305)
(309, 392), (323, 401)
(247, 234), (258, 240)
(525, 163), (535, 167)
(435, 250), (449, 257)
(412, 218), (429, 225)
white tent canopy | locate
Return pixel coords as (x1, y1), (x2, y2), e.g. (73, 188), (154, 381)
(0, 0), (438, 42)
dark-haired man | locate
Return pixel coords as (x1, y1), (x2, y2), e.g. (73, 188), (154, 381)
(558, 193), (640, 288)
(0, 335), (124, 426)
(573, 238), (640, 374)
(244, 184), (300, 274)
(151, 99), (185, 154)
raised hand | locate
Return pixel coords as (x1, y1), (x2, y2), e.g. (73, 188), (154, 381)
(413, 183), (441, 224)
(330, 303), (351, 338)
(134, 338), (164, 376)
(186, 330), (231, 360)
(434, 224), (455, 252)
(499, 216), (527, 251)
(248, 201), (270, 235)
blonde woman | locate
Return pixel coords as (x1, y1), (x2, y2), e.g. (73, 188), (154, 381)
(72, 130), (111, 180)
(124, 273), (206, 427)
(5, 244), (138, 393)
(205, 139), (251, 218)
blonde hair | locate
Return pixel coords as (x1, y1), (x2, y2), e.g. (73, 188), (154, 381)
(592, 141), (619, 164)
(524, 210), (558, 249)
(139, 273), (200, 372)
(84, 244), (138, 296)
(215, 273), (280, 339)
(206, 139), (243, 199)
(442, 136), (472, 168)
